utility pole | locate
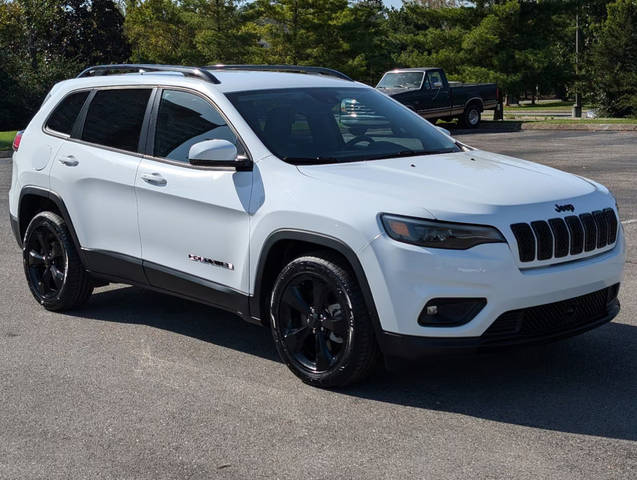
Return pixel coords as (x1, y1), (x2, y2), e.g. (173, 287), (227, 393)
(572, 4), (582, 118)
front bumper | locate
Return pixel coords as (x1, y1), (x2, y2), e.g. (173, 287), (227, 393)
(378, 287), (620, 359)
(359, 225), (625, 339)
(10, 214), (21, 247)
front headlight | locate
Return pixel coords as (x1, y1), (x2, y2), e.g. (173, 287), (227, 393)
(381, 214), (505, 250)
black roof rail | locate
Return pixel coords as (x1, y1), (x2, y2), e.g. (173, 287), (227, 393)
(206, 64), (353, 82)
(76, 64), (220, 84)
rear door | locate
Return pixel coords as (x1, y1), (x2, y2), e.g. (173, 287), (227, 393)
(49, 87), (153, 281)
(135, 88), (252, 310)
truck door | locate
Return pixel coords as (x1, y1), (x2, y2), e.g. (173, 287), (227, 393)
(425, 70), (452, 119)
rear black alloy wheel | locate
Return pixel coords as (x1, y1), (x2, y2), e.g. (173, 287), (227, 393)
(22, 211), (93, 311)
(270, 254), (379, 387)
(25, 223), (67, 300)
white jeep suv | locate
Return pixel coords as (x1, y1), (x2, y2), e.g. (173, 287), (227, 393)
(8, 64), (625, 387)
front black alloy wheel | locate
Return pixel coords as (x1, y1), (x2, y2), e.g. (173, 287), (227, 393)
(277, 273), (349, 372)
(23, 211), (93, 311)
(270, 253), (379, 387)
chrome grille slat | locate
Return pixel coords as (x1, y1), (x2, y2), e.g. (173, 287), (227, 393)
(604, 208), (618, 244)
(531, 220), (553, 260)
(511, 223), (535, 262)
(592, 210), (608, 248)
(564, 215), (584, 255)
(548, 218), (570, 258)
(579, 213), (597, 252)
(510, 209), (618, 264)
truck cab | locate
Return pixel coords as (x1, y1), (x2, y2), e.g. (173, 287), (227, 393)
(376, 67), (498, 128)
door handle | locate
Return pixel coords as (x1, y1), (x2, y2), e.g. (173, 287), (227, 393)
(58, 155), (79, 167)
(141, 172), (167, 186)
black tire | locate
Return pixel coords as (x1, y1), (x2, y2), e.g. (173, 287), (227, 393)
(270, 253), (379, 388)
(22, 211), (93, 311)
(461, 103), (481, 128)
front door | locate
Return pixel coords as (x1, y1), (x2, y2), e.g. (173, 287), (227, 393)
(422, 71), (451, 119)
(135, 89), (252, 312)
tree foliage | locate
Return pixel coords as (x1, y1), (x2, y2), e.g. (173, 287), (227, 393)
(0, 0), (129, 129)
(1, 0), (636, 129)
(590, 0), (637, 117)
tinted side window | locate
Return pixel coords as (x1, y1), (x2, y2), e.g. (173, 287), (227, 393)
(82, 89), (151, 152)
(428, 71), (443, 88)
(154, 90), (240, 162)
(46, 91), (89, 135)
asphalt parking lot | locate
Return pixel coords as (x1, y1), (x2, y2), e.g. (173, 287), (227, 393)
(1, 129), (636, 479)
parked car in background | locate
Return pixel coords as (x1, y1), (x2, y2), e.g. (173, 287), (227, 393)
(375, 68), (498, 128)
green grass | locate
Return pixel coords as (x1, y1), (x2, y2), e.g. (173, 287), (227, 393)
(0, 131), (17, 151)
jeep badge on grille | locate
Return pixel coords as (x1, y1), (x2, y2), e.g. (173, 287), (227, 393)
(555, 203), (575, 213)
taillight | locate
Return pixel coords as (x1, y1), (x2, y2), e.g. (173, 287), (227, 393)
(12, 130), (23, 152)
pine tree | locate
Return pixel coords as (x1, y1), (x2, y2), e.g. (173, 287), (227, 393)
(591, 0), (637, 117)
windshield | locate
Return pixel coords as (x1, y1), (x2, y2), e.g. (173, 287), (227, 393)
(226, 87), (459, 164)
(376, 72), (424, 90)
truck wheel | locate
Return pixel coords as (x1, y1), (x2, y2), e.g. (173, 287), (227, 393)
(22, 211), (93, 311)
(461, 104), (481, 128)
(269, 253), (379, 388)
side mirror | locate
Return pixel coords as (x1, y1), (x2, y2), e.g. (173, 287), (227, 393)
(188, 139), (251, 170)
(436, 126), (451, 137)
(189, 139), (237, 163)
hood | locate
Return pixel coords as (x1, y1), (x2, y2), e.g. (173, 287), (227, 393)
(297, 150), (602, 221)
(376, 87), (418, 96)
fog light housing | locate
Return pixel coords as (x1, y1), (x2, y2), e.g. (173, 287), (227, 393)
(607, 283), (620, 304)
(418, 298), (487, 327)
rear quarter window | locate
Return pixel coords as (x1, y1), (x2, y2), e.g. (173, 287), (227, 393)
(45, 91), (90, 135)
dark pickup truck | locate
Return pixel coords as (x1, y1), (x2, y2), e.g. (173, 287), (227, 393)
(375, 68), (499, 128)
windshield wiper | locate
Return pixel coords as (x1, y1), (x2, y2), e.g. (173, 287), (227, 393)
(282, 156), (341, 164)
(361, 149), (457, 161)
(283, 148), (457, 165)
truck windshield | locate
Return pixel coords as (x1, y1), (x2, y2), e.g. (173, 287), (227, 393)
(226, 87), (459, 164)
(376, 72), (424, 90)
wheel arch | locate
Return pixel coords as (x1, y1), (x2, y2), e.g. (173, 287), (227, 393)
(18, 187), (83, 256)
(250, 229), (382, 337)
(464, 97), (484, 112)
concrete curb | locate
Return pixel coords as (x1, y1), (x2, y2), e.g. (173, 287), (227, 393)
(452, 121), (637, 134)
(0, 150), (11, 159)
(520, 122), (637, 131)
